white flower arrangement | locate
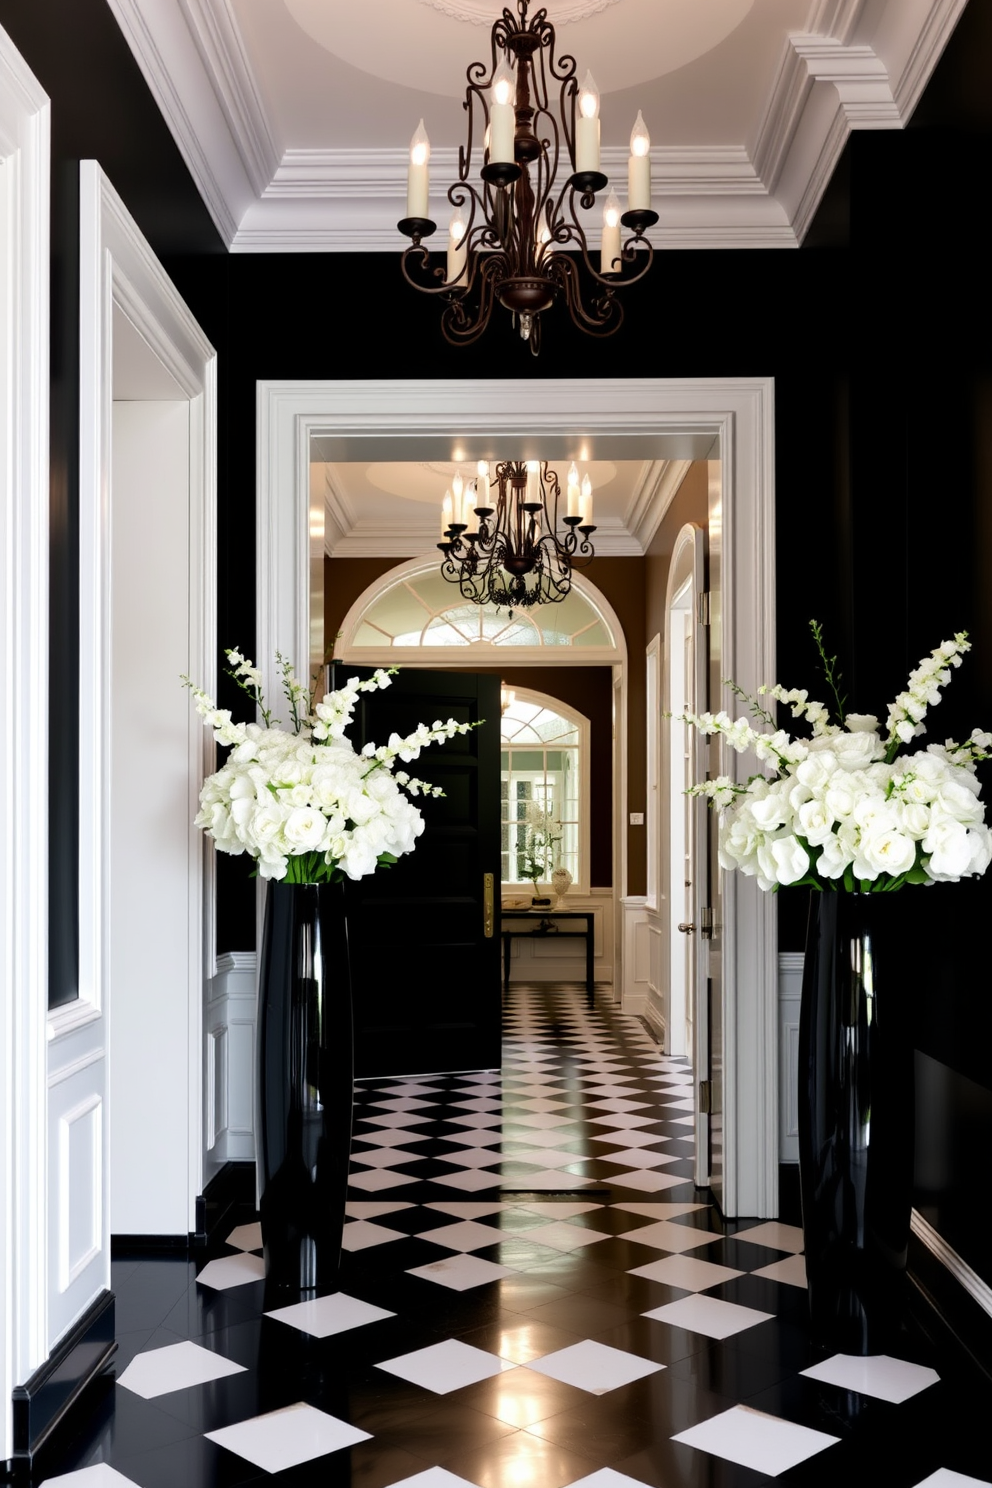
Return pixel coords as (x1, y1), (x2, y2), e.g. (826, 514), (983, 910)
(184, 650), (477, 883)
(518, 802), (563, 890)
(684, 622), (992, 892)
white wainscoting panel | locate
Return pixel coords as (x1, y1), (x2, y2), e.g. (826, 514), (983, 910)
(779, 952), (803, 1164)
(204, 952), (257, 1181)
(47, 1041), (107, 1339)
(620, 896), (649, 1018)
(502, 892), (614, 993)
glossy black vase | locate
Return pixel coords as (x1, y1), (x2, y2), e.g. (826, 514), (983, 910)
(798, 891), (914, 1355)
(256, 881), (354, 1290)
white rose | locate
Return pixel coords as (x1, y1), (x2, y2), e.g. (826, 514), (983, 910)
(283, 808), (327, 852)
(924, 819), (986, 880)
(857, 826), (917, 877)
(796, 751), (837, 792)
(797, 798), (834, 846)
(749, 792), (790, 832)
(817, 834), (855, 878)
(756, 835), (810, 886)
(809, 729), (883, 771)
(824, 779), (858, 820)
(844, 713), (880, 733)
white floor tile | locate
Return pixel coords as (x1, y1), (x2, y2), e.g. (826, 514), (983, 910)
(588, 1114), (658, 1130)
(265, 1291), (395, 1338)
(670, 1116), (696, 1127)
(800, 1353), (940, 1403)
(424, 1200), (508, 1218)
(588, 1098), (651, 1113)
(502, 1147), (585, 1169)
(529, 1340), (662, 1394)
(500, 1169), (593, 1189)
(445, 1113), (503, 1129)
(196, 1253), (266, 1290)
(673, 1404), (839, 1476)
(619, 1219), (720, 1253)
(345, 1200), (416, 1219)
(505, 1112), (576, 1130)
(360, 1112), (433, 1128)
(598, 1149), (679, 1169)
(417, 1218), (504, 1251)
(374, 1097), (435, 1111)
(661, 1098), (697, 1111)
(383, 1469), (485, 1488)
(351, 1147), (424, 1170)
(433, 1168), (503, 1191)
(206, 1401), (370, 1472)
(442, 1129), (502, 1148)
(40, 1469), (140, 1488)
(375, 1083), (443, 1097)
(352, 1129), (427, 1149)
(628, 1255), (743, 1290)
(226, 1221), (262, 1251)
(117, 1340), (246, 1398)
(526, 1222), (610, 1251)
(613, 1202), (708, 1220)
(591, 1130), (674, 1149)
(610, 1170), (688, 1193)
(913, 1472), (992, 1487)
(643, 1294), (774, 1339)
(506, 1127), (583, 1148)
(453, 1097), (502, 1112)
(348, 1168), (419, 1191)
(751, 1254), (807, 1288)
(341, 1220), (407, 1251)
(406, 1254), (518, 1290)
(734, 1220), (805, 1253)
(564, 1470), (656, 1488)
(515, 1201), (603, 1219)
(435, 1146), (503, 1169)
(376, 1338), (515, 1394)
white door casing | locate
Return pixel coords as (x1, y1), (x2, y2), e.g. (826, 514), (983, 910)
(256, 377), (777, 1218)
(0, 22), (50, 1461)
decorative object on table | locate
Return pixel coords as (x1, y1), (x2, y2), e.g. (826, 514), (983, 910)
(518, 801), (562, 906)
(397, 0), (657, 357)
(439, 460), (595, 611)
(551, 865), (573, 908)
(186, 651), (476, 1289)
(683, 622), (991, 1354)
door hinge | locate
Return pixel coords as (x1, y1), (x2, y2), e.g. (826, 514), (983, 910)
(483, 873), (494, 938)
(697, 591), (711, 626)
(700, 905), (714, 940)
(699, 1079), (712, 1115)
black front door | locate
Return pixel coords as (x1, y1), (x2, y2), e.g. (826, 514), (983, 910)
(336, 666), (502, 1076)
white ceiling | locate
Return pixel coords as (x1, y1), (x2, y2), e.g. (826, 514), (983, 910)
(107, 0), (966, 252)
(103, 0), (966, 551)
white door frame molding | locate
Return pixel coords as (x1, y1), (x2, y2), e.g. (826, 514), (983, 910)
(256, 376), (777, 1217)
(75, 159), (216, 1262)
(0, 24), (50, 1462)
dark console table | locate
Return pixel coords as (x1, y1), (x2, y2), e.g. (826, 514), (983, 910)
(501, 909), (595, 1008)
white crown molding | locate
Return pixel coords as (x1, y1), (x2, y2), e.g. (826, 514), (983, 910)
(178, 0), (280, 194)
(625, 459), (693, 552)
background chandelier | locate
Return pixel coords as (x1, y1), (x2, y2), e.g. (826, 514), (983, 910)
(438, 459), (595, 610)
(398, 0), (658, 356)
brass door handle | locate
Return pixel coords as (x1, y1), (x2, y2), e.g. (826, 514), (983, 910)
(484, 873), (494, 938)
(677, 922), (696, 934)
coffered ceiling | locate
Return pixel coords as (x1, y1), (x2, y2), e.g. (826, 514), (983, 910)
(106, 0), (966, 253)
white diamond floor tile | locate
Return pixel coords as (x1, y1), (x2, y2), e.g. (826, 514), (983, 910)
(435, 1146), (503, 1169)
(195, 1253), (266, 1290)
(406, 1253), (518, 1290)
(588, 1114), (659, 1130)
(670, 1116), (696, 1127)
(341, 1220), (407, 1251)
(345, 1200), (416, 1219)
(265, 1291), (395, 1338)
(385, 1470), (487, 1488)
(591, 1130), (673, 1148)
(913, 1473), (992, 1487)
(501, 1169), (593, 1190)
(375, 1084), (443, 1097)
(751, 1254), (807, 1288)
(351, 1147), (424, 1170)
(348, 1168), (420, 1192)
(588, 1098), (652, 1113)
(359, 1112), (434, 1129)
(445, 1113), (503, 1129)
(609, 1170), (689, 1193)
(800, 1353), (940, 1403)
(613, 1202), (708, 1220)
(525, 1221), (609, 1251)
(628, 1255), (744, 1290)
(432, 1169), (503, 1192)
(734, 1220), (805, 1253)
(598, 1149), (679, 1169)
(226, 1221), (262, 1251)
(672, 1404), (839, 1476)
(619, 1219), (720, 1253)
(506, 1127), (584, 1149)
(661, 1098), (697, 1111)
(502, 1147), (585, 1169)
(116, 1340), (247, 1398)
(417, 1219), (505, 1252)
(528, 1340), (663, 1394)
(643, 1294), (774, 1339)
(39, 1469), (141, 1487)
(373, 1097), (435, 1111)
(505, 1113), (577, 1130)
(376, 1338), (515, 1394)
(205, 1402), (370, 1472)
(442, 1129), (502, 1148)
(350, 1128), (425, 1149)
(565, 1470), (657, 1488)
(515, 1201), (603, 1219)
(424, 1200), (508, 1218)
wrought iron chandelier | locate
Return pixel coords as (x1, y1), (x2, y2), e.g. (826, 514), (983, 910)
(398, 0), (657, 356)
(438, 459), (595, 609)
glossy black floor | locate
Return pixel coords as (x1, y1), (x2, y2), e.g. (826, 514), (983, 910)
(38, 988), (992, 1488)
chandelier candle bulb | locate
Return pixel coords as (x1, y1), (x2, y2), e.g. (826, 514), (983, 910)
(567, 462), (581, 518)
(601, 190), (622, 275)
(628, 111), (651, 210)
(452, 471), (465, 526)
(490, 60), (516, 164)
(526, 461), (541, 506)
(441, 489), (454, 535)
(447, 208), (468, 283)
(575, 70), (601, 174)
(407, 119), (431, 218)
(580, 474), (594, 526)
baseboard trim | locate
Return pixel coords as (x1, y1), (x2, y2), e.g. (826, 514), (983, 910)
(199, 1159), (257, 1247)
(10, 1290), (116, 1466)
(906, 1209), (992, 1385)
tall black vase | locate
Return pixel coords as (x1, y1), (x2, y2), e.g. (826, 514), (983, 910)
(798, 890), (915, 1355)
(256, 880), (354, 1290)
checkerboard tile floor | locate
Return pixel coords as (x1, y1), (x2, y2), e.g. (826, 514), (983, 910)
(40, 988), (991, 1488)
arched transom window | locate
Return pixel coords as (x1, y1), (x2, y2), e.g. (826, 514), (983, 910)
(501, 693), (589, 891)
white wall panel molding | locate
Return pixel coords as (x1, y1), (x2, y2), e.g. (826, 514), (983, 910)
(620, 897), (649, 1015)
(505, 892), (614, 992)
(204, 954), (257, 1180)
(0, 23), (50, 1458)
(778, 952), (804, 1164)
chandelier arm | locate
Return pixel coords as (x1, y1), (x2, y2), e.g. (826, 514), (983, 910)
(399, 243), (448, 294)
(460, 84), (489, 181)
(548, 252), (624, 337)
(439, 255), (503, 346)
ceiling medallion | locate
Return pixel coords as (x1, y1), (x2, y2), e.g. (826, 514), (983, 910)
(398, 0), (657, 355)
(411, 0), (623, 24)
(438, 459), (595, 610)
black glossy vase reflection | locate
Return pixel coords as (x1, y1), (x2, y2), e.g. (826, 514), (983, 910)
(256, 881), (354, 1290)
(798, 891), (914, 1355)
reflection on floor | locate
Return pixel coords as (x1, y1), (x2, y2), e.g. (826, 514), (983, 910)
(38, 988), (992, 1487)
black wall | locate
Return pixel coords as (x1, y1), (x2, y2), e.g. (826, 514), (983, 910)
(4, 0), (992, 1279)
